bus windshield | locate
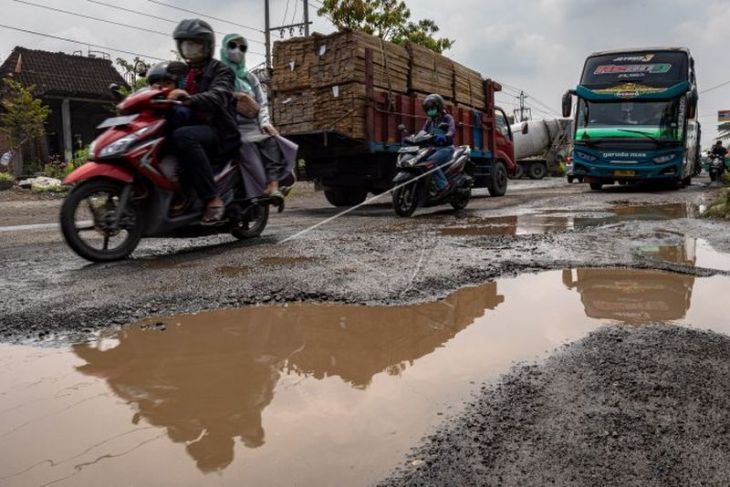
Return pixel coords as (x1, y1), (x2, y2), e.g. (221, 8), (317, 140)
(575, 98), (683, 144)
(581, 51), (688, 88)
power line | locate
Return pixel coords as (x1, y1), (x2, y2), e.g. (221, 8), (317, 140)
(12, 0), (266, 57)
(282, 0), (291, 26)
(14, 0), (170, 38)
(0, 23), (167, 61)
(147, 0), (264, 33)
(85, 0), (267, 46)
(291, 0), (300, 26)
(700, 79), (730, 95)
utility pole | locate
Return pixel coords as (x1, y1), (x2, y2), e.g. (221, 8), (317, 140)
(265, 0), (271, 69)
(516, 91), (532, 122)
(264, 0), (313, 69)
(303, 0), (310, 36)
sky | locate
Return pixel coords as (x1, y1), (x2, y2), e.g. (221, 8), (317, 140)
(1, 0), (729, 147)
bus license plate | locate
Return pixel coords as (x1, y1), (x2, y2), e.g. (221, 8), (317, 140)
(614, 170), (635, 177)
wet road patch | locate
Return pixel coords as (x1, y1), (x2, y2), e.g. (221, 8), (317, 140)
(1, 268), (730, 486)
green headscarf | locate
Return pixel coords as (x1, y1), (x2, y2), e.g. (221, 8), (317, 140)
(220, 33), (252, 93)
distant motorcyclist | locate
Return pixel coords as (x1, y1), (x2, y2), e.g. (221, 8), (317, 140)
(710, 140), (728, 159)
(421, 94), (456, 195)
(167, 19), (240, 224)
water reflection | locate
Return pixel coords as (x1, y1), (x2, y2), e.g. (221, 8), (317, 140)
(441, 203), (699, 237)
(72, 283), (504, 473)
(562, 268), (694, 323)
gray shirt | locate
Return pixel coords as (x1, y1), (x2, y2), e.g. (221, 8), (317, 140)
(237, 71), (271, 128)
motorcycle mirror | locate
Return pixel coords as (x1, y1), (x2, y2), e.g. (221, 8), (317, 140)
(109, 83), (125, 102)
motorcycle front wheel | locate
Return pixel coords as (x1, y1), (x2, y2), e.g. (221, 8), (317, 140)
(392, 182), (419, 217)
(450, 188), (471, 210)
(60, 179), (143, 262)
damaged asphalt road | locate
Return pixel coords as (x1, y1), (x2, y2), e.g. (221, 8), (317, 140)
(380, 325), (730, 486)
(2, 177), (730, 486)
(1, 178), (729, 342)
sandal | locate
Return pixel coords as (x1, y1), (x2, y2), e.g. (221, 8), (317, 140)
(201, 203), (225, 225)
(269, 189), (285, 213)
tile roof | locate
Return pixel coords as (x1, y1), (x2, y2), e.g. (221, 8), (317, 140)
(0, 47), (128, 100)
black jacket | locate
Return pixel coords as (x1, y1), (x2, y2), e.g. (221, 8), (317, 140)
(188, 59), (241, 155)
(711, 145), (728, 158)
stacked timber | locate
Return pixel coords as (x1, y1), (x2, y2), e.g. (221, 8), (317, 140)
(271, 29), (490, 140)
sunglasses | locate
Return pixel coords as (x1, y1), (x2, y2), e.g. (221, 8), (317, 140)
(227, 41), (248, 52)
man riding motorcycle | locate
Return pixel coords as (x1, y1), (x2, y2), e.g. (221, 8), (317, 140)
(167, 19), (241, 224)
(420, 94), (456, 195)
(711, 140), (728, 160)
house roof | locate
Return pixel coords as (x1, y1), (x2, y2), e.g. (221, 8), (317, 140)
(0, 47), (128, 101)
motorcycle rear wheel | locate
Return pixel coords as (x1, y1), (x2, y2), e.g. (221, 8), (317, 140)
(231, 203), (269, 239)
(60, 179), (143, 262)
(392, 182), (419, 217)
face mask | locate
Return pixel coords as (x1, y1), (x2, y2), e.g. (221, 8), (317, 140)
(180, 40), (205, 61)
(227, 48), (244, 64)
(427, 108), (438, 118)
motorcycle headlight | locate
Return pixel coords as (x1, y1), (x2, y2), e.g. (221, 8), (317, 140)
(98, 126), (152, 159)
(653, 154), (676, 164)
(398, 155), (414, 167)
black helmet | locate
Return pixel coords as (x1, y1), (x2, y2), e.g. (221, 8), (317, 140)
(422, 94), (445, 113)
(173, 18), (215, 58)
(146, 61), (189, 86)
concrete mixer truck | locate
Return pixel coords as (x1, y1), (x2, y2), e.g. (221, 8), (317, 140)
(509, 119), (573, 179)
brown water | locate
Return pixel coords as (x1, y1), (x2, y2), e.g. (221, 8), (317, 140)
(441, 203), (699, 237)
(639, 237), (730, 271)
(2, 269), (730, 487)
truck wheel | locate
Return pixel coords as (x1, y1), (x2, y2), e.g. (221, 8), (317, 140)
(487, 161), (508, 197)
(528, 163), (546, 179)
(511, 165), (524, 179)
(392, 183), (419, 217)
(324, 189), (367, 207)
(589, 182), (603, 190)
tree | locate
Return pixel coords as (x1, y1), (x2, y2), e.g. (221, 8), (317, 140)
(317, 0), (455, 53)
(115, 57), (150, 92)
(0, 78), (50, 176)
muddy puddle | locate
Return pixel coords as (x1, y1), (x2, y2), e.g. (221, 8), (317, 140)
(639, 236), (730, 271)
(441, 203), (699, 236)
(2, 268), (730, 486)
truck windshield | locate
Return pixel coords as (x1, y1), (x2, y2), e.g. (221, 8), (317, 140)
(575, 98), (682, 144)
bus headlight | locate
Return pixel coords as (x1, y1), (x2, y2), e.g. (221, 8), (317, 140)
(575, 151), (597, 162)
(653, 154), (676, 164)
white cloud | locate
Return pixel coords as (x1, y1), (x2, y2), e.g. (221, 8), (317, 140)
(1, 0), (729, 144)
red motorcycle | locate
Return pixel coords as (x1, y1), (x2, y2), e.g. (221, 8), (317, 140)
(61, 86), (272, 262)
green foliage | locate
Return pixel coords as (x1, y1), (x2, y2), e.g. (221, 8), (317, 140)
(317, 0), (454, 53)
(0, 171), (13, 183)
(0, 78), (50, 152)
(115, 57), (150, 93)
(704, 190), (730, 219)
(41, 146), (88, 180)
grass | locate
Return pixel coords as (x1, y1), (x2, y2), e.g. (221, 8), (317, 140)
(704, 189), (730, 220)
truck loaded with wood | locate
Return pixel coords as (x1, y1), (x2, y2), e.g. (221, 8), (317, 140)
(269, 30), (516, 207)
